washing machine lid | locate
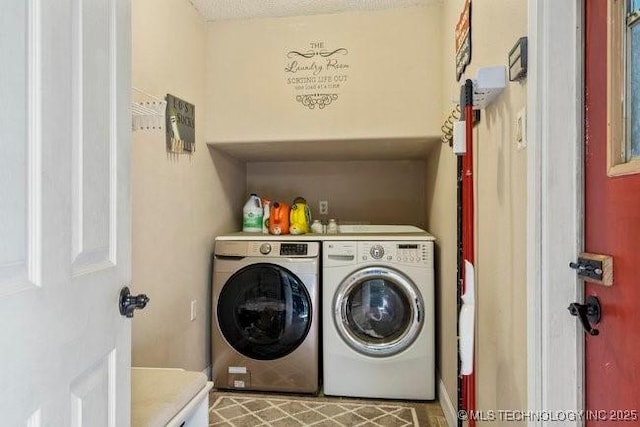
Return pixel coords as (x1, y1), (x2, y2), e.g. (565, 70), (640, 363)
(217, 263), (312, 361)
(334, 266), (423, 357)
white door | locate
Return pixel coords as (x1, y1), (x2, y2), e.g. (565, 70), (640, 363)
(0, 0), (132, 425)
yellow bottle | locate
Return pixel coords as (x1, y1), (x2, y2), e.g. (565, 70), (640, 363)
(289, 197), (311, 235)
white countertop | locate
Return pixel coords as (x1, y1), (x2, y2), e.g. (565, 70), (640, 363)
(215, 225), (436, 242)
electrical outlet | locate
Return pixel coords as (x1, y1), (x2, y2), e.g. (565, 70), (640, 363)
(190, 300), (197, 321)
(516, 107), (527, 150)
(319, 200), (329, 215)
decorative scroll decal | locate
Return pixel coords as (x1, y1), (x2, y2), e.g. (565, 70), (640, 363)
(285, 42), (350, 110)
(287, 48), (349, 59)
(296, 94), (339, 110)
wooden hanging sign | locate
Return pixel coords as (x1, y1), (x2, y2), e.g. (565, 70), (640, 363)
(455, 0), (472, 81)
(165, 94), (195, 153)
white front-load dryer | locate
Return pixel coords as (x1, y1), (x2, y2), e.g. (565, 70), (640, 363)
(322, 237), (435, 400)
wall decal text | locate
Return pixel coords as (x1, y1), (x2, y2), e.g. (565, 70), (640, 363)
(285, 41), (350, 109)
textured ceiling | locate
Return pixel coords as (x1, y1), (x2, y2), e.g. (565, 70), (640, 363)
(189, 0), (437, 21)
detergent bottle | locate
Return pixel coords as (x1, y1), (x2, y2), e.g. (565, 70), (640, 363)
(262, 198), (271, 234)
(268, 202), (290, 235)
(289, 197), (311, 235)
(242, 193), (263, 233)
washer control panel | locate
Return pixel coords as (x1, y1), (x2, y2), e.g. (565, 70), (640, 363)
(280, 243), (308, 256)
(216, 241), (319, 258)
(259, 243), (272, 255)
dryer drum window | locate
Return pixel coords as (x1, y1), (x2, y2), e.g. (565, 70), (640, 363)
(217, 263), (312, 361)
(334, 267), (424, 357)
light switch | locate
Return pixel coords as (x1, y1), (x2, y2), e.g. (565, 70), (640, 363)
(190, 300), (197, 321)
(516, 107), (527, 150)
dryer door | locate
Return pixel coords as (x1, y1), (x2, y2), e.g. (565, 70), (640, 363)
(217, 263), (312, 360)
(334, 266), (423, 357)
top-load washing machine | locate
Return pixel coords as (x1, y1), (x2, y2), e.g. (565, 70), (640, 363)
(322, 229), (435, 400)
(212, 238), (320, 393)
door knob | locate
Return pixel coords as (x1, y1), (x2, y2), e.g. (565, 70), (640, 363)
(119, 286), (149, 318)
(568, 295), (601, 336)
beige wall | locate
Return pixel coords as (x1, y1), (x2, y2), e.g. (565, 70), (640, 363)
(131, 0), (246, 372)
(427, 0), (528, 416)
(205, 6), (442, 144)
(247, 160), (427, 228)
(131, 1), (529, 409)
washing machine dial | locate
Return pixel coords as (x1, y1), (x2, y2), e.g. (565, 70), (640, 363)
(259, 243), (272, 255)
(370, 245), (385, 259)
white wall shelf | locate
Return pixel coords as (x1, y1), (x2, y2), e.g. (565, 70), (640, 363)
(469, 66), (506, 110)
(207, 136), (441, 162)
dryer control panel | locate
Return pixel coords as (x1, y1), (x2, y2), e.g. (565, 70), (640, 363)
(324, 241), (432, 266)
(359, 242), (431, 266)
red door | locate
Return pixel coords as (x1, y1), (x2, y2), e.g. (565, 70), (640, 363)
(585, 0), (640, 424)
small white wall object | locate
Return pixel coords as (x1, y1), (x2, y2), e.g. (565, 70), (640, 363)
(132, 87), (166, 131)
(453, 120), (467, 155)
(449, 67), (505, 154)
(470, 66), (506, 109)
(459, 260), (475, 375)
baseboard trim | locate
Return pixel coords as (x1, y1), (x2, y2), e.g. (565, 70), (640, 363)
(438, 376), (457, 427)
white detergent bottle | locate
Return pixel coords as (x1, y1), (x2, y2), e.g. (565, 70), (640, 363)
(262, 199), (271, 234)
(242, 193), (263, 232)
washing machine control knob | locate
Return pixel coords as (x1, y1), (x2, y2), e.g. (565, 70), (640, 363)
(259, 243), (272, 255)
(370, 245), (385, 259)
